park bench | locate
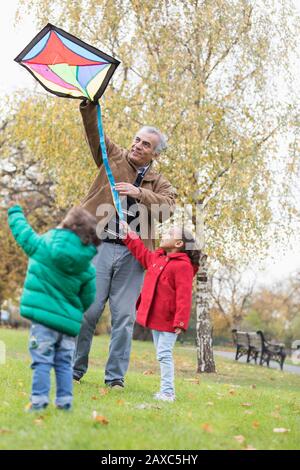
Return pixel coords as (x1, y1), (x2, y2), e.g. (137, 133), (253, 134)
(232, 329), (286, 370)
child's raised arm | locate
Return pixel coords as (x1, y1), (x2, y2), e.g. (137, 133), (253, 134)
(7, 205), (41, 257)
(120, 223), (154, 270)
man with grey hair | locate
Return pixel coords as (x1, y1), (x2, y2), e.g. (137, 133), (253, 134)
(73, 100), (176, 388)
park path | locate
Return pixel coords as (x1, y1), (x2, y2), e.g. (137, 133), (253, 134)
(179, 345), (300, 375)
(213, 349), (300, 375)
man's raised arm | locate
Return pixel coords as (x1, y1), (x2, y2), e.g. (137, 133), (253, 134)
(79, 100), (122, 167)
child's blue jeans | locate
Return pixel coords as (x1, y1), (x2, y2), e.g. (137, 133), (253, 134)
(29, 322), (76, 409)
(152, 330), (178, 396)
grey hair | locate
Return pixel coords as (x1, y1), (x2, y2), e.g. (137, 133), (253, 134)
(138, 126), (168, 154)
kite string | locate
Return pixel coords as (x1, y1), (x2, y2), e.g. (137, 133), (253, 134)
(96, 102), (124, 221)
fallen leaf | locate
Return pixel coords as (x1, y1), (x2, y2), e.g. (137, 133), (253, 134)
(143, 370), (154, 376)
(117, 399), (125, 406)
(0, 429), (11, 434)
(229, 389), (236, 395)
(252, 421), (260, 429)
(241, 403), (253, 408)
(244, 410), (254, 415)
(34, 418), (44, 426)
(273, 428), (290, 433)
(234, 435), (245, 444)
(201, 423), (213, 433)
(92, 411), (109, 425)
(91, 396), (98, 400)
(206, 401), (214, 406)
(99, 388), (109, 396)
(250, 384), (257, 389)
(244, 445), (257, 450)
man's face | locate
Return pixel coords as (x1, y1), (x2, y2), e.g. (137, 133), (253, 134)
(129, 130), (159, 167)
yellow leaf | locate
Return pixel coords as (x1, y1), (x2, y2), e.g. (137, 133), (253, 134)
(34, 418), (44, 426)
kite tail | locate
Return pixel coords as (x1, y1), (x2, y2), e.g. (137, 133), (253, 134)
(96, 102), (124, 221)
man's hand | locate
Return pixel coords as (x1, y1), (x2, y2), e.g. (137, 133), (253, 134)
(175, 328), (184, 335)
(114, 182), (141, 199)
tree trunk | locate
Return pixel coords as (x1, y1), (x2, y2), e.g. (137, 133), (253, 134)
(196, 254), (216, 373)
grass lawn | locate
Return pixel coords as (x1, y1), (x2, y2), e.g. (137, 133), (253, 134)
(0, 328), (299, 450)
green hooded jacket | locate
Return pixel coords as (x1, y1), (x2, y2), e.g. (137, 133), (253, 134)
(7, 205), (97, 337)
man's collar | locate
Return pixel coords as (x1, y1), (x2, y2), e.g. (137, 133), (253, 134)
(127, 154), (157, 181)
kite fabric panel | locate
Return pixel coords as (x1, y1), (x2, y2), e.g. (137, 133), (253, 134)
(14, 23), (124, 221)
(14, 23), (120, 103)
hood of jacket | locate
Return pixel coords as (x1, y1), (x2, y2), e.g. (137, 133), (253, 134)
(45, 228), (97, 274)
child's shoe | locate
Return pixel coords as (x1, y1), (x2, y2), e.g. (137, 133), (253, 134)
(25, 402), (48, 412)
(56, 403), (72, 411)
(153, 392), (175, 402)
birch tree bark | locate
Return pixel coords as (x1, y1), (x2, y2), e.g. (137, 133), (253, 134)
(196, 253), (216, 373)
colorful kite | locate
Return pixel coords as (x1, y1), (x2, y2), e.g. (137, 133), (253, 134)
(15, 23), (123, 219)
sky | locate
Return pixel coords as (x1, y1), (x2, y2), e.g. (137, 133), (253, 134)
(1, 0), (300, 289)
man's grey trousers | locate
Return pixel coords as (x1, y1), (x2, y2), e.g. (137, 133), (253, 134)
(73, 242), (144, 384)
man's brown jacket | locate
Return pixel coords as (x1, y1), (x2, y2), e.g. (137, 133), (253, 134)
(80, 101), (176, 249)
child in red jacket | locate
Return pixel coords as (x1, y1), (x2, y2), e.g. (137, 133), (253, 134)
(121, 223), (200, 402)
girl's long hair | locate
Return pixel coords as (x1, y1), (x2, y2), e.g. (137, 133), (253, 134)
(180, 228), (201, 266)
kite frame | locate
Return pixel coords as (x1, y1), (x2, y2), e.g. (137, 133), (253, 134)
(14, 23), (120, 103)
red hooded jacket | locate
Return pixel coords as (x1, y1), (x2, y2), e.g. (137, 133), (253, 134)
(123, 231), (199, 333)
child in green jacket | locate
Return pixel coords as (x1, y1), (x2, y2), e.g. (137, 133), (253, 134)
(7, 205), (100, 411)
